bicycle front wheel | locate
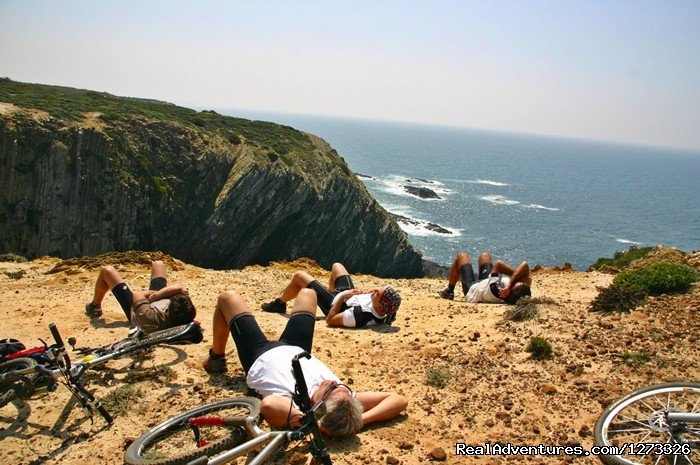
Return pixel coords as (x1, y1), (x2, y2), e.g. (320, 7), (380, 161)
(125, 397), (261, 465)
(594, 382), (700, 465)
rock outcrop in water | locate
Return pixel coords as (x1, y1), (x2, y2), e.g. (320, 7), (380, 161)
(404, 185), (441, 199)
(0, 80), (423, 277)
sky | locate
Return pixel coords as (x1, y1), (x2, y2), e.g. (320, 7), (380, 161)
(1, 0), (699, 151)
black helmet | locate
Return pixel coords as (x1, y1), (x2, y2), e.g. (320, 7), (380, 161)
(0, 338), (26, 360)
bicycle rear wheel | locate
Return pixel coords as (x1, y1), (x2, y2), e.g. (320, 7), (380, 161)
(125, 397), (261, 465)
(0, 358), (38, 407)
(594, 382), (700, 465)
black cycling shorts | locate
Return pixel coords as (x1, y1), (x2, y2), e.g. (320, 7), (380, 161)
(228, 312), (315, 374)
(306, 275), (354, 315)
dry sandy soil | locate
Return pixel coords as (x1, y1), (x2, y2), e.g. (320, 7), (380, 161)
(1, 251), (698, 465)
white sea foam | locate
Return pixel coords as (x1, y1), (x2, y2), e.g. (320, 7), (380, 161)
(480, 195), (520, 206)
(376, 174), (452, 199)
(525, 204), (559, 211)
(472, 179), (509, 186)
(387, 208), (462, 237)
(616, 238), (644, 246)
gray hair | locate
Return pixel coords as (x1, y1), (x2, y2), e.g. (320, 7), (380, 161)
(320, 396), (364, 437)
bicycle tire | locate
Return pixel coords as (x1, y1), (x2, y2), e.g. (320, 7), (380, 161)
(0, 358), (38, 407)
(125, 397), (261, 465)
(594, 382), (700, 465)
(106, 324), (200, 356)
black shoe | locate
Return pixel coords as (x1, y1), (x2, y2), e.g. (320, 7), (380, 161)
(85, 301), (102, 317)
(438, 288), (454, 300)
(203, 350), (227, 373)
(261, 299), (287, 314)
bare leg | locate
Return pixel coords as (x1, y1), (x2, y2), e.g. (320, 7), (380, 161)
(211, 290), (251, 356)
(279, 271), (315, 303)
(329, 263), (350, 291)
(150, 260), (167, 281)
(291, 288), (318, 317)
(448, 252), (471, 287)
(91, 266), (125, 305)
(478, 252), (493, 270)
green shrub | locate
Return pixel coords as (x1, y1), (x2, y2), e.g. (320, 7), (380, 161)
(613, 262), (698, 295)
(621, 351), (650, 368)
(526, 337), (552, 360)
(425, 367), (451, 388)
(588, 246), (653, 271)
(0, 253), (28, 263)
(590, 283), (647, 313)
(3, 270), (25, 280)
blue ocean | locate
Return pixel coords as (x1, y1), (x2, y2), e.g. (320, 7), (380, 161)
(218, 109), (700, 270)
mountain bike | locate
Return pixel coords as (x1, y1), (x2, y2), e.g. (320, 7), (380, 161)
(0, 321), (203, 423)
(594, 382), (700, 465)
(125, 351), (332, 465)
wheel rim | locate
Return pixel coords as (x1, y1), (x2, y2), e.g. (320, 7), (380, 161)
(600, 385), (700, 465)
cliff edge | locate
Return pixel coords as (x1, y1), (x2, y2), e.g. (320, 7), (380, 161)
(0, 79), (423, 277)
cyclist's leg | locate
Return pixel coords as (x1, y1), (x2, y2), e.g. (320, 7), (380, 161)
(91, 265), (126, 306)
(148, 260), (167, 290)
(477, 252), (494, 279)
(278, 289), (317, 353)
(210, 291), (270, 372)
(279, 271), (315, 303)
(329, 263), (354, 291)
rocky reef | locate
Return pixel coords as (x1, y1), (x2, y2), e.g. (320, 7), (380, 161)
(0, 80), (423, 277)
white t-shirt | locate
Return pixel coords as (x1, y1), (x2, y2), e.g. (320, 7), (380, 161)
(246, 345), (340, 399)
(466, 275), (510, 303)
(331, 292), (384, 327)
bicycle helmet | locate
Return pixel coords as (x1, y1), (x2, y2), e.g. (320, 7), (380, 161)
(0, 338), (26, 360)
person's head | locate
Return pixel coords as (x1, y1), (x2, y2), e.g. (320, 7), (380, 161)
(168, 292), (197, 326)
(371, 286), (401, 323)
(311, 380), (363, 437)
(505, 283), (531, 305)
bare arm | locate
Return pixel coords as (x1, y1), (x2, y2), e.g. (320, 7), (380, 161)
(325, 289), (362, 325)
(356, 391), (408, 426)
(491, 260), (515, 276)
(260, 395), (303, 429)
(132, 285), (184, 303)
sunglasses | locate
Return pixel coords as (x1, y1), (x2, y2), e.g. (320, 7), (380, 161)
(321, 381), (354, 401)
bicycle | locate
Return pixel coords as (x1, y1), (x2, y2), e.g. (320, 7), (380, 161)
(125, 351), (333, 465)
(594, 382), (700, 465)
(0, 321), (204, 423)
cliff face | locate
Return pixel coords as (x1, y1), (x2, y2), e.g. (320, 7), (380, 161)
(0, 81), (423, 277)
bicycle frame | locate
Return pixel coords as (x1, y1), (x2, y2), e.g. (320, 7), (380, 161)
(1, 321), (203, 423)
(185, 398), (328, 465)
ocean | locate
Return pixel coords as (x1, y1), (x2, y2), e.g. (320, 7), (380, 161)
(215, 108), (700, 270)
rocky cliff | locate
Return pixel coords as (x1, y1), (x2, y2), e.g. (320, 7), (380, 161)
(0, 80), (423, 277)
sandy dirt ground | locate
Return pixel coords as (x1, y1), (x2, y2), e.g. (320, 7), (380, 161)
(0, 252), (698, 465)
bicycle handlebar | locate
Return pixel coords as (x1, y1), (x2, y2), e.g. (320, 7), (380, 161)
(291, 351), (332, 465)
(48, 323), (64, 347)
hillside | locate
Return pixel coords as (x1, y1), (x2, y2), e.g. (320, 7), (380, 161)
(1, 250), (698, 464)
(0, 79), (423, 277)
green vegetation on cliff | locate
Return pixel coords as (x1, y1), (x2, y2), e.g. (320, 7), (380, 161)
(0, 78), (325, 163)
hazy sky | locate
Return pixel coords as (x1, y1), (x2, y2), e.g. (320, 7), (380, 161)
(1, 0), (699, 150)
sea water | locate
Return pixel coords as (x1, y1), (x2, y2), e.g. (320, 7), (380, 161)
(217, 109), (700, 270)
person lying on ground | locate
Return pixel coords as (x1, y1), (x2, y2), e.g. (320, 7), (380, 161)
(203, 289), (408, 436)
(260, 262), (401, 328)
(84, 260), (196, 333)
(438, 251), (531, 304)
